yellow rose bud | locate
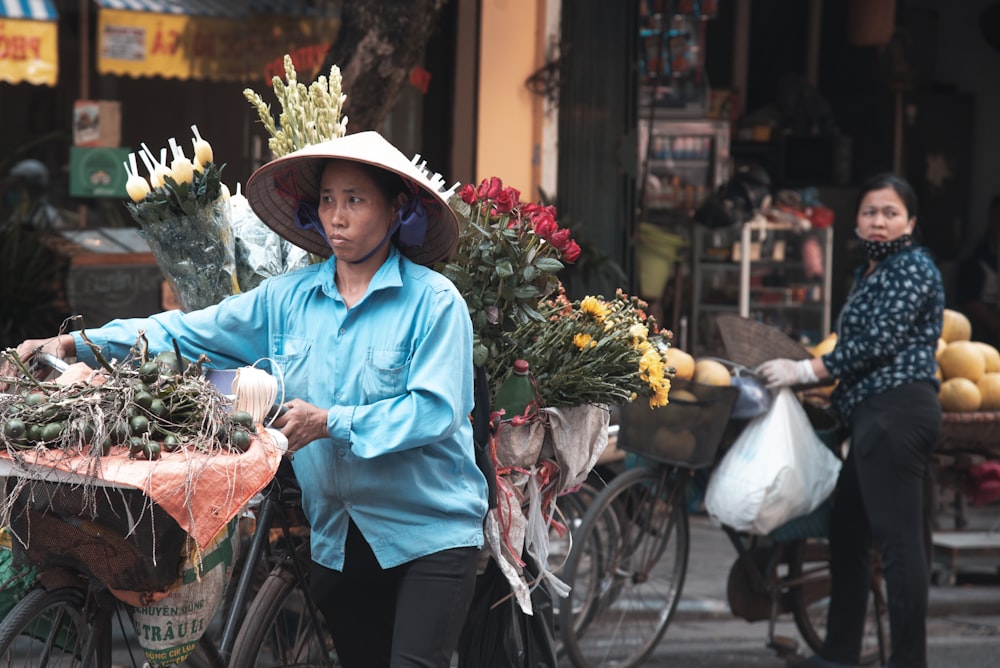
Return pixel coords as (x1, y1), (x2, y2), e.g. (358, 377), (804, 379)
(171, 156), (194, 184)
(126, 174), (151, 202)
(123, 154), (151, 202)
(191, 124), (214, 166)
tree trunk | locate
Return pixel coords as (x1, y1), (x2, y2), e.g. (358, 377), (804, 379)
(320, 0), (450, 132)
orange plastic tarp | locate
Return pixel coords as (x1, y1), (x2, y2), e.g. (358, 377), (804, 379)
(0, 433), (282, 549)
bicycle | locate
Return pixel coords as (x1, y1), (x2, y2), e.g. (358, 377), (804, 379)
(557, 372), (889, 668)
(0, 474), (207, 668)
(215, 461), (337, 667)
(0, 347), (341, 668)
(0, 448), (337, 668)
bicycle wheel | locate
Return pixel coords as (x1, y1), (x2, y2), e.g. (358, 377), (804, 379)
(0, 586), (104, 667)
(788, 539), (889, 666)
(559, 465), (689, 668)
(228, 566), (339, 667)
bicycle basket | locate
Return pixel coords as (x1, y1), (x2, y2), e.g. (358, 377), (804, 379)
(5, 479), (187, 596)
(617, 378), (739, 468)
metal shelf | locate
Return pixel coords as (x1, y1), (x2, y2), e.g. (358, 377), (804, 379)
(692, 217), (833, 357)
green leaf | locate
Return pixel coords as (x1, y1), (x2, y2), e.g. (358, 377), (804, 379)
(495, 259), (514, 278)
(533, 257), (565, 273)
(473, 343), (489, 367)
(522, 265), (540, 282)
(520, 303), (545, 321)
(514, 284), (540, 299)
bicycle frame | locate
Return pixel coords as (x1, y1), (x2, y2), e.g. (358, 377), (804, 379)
(720, 524), (807, 654)
(212, 474), (328, 667)
(216, 486), (281, 660)
(719, 514), (888, 664)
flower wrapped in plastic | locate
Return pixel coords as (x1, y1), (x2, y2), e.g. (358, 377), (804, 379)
(444, 177), (676, 613)
(496, 290), (672, 410)
(228, 185), (312, 292)
(123, 130), (238, 312)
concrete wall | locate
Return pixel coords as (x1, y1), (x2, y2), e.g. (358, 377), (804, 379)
(476, 0), (542, 198)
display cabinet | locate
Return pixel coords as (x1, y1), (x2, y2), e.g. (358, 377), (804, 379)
(691, 217), (832, 358)
(635, 118), (730, 338)
(638, 118), (729, 218)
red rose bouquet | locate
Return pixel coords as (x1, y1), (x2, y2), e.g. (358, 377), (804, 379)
(441, 177), (581, 395)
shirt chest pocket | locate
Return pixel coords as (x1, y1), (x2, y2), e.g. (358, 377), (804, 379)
(361, 346), (411, 404)
(272, 335), (312, 401)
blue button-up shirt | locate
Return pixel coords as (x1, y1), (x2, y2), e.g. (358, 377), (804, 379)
(72, 246), (488, 570)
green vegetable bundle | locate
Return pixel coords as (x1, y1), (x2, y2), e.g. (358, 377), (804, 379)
(0, 339), (254, 462)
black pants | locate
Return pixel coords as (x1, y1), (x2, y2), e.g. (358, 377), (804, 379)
(309, 521), (480, 668)
(821, 381), (940, 668)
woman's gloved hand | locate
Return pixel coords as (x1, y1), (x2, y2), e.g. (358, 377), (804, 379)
(756, 358), (818, 389)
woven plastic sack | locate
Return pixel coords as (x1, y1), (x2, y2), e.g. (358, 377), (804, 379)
(132, 517), (239, 667)
(543, 404), (609, 491)
(704, 388), (841, 535)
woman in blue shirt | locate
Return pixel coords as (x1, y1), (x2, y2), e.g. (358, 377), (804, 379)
(9, 132), (490, 668)
(760, 173), (943, 668)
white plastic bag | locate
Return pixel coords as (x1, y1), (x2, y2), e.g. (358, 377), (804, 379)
(704, 388), (841, 535)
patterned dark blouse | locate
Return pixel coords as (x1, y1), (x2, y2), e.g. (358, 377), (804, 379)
(822, 245), (944, 420)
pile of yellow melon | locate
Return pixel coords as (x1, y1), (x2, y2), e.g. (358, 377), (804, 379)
(936, 309), (1000, 412)
(651, 348), (733, 462)
(661, 310), (996, 413)
(805, 332), (839, 399)
(665, 348), (732, 389)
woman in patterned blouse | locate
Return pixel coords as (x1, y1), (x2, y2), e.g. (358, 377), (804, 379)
(760, 173), (943, 668)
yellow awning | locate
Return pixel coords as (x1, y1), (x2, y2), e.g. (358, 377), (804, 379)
(0, 0), (59, 86)
(95, 1), (341, 82)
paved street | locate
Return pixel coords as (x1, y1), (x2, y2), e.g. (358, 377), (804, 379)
(556, 503), (1000, 667)
(97, 498), (1000, 667)
(588, 615), (1000, 667)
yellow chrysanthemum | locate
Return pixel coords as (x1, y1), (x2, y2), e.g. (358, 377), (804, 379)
(639, 348), (663, 379)
(649, 379), (670, 408)
(573, 332), (596, 350)
(629, 322), (648, 343)
(580, 296), (610, 322)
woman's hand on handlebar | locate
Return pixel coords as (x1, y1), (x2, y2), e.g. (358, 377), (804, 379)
(271, 398), (330, 456)
(0, 335), (76, 390)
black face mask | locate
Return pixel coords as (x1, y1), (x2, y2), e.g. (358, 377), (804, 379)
(856, 231), (912, 262)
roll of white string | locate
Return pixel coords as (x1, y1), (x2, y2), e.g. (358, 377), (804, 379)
(232, 366), (278, 425)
